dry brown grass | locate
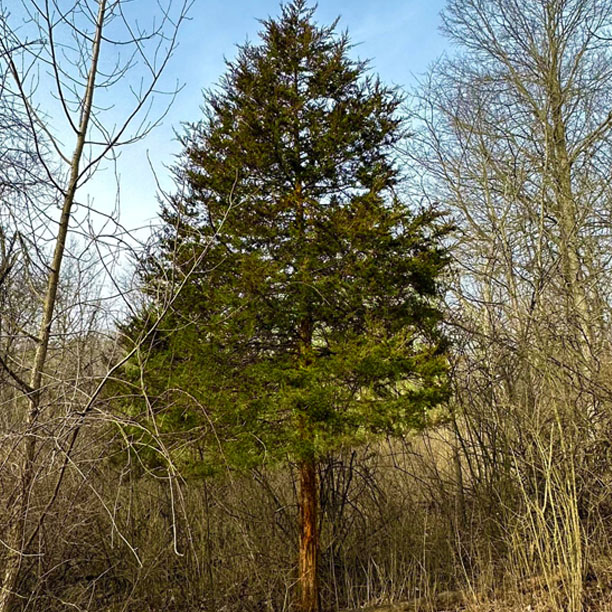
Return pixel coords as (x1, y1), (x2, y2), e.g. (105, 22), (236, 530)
(2, 409), (612, 611)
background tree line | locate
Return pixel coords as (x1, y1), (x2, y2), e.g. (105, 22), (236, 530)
(1, 1), (612, 611)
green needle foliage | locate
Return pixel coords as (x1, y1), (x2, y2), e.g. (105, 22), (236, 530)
(121, 0), (450, 474)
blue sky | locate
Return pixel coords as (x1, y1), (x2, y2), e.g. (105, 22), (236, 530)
(81, 0), (449, 234)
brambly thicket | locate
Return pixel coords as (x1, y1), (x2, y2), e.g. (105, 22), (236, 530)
(1, 1), (612, 611)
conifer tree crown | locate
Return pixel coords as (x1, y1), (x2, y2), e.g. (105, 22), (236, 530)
(127, 0), (449, 470)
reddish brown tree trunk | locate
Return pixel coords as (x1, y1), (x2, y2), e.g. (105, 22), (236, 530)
(298, 457), (319, 612)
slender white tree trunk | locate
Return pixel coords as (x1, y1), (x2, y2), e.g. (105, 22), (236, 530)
(0, 2), (107, 608)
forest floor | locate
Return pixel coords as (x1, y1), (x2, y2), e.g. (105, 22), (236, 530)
(342, 583), (612, 611)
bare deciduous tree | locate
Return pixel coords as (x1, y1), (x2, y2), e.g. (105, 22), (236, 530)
(0, 1), (191, 607)
(410, 1), (612, 608)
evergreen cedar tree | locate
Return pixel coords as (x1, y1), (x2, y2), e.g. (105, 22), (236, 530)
(119, 1), (449, 610)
